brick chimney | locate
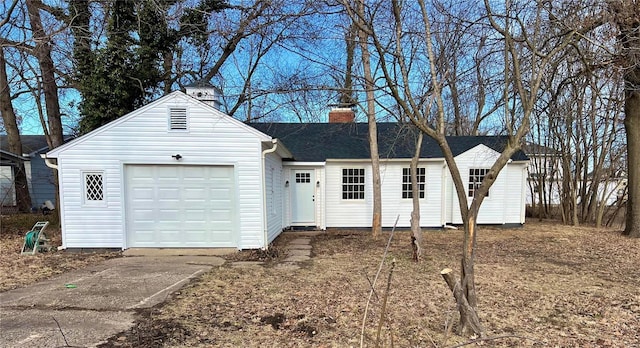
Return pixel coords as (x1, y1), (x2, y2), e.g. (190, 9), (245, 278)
(328, 108), (355, 123)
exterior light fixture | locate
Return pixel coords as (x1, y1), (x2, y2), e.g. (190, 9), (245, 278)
(172, 154), (182, 160)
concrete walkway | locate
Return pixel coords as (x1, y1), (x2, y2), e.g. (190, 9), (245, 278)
(274, 236), (313, 270)
(0, 255), (224, 348)
(0, 235), (319, 347)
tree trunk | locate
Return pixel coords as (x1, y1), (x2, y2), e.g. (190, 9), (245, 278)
(609, 0), (640, 237)
(461, 213), (479, 313)
(357, 0), (382, 238)
(0, 48), (32, 212)
(410, 132), (423, 261)
(623, 87), (640, 237)
(25, 0), (64, 150)
(26, 0), (64, 219)
(441, 268), (484, 336)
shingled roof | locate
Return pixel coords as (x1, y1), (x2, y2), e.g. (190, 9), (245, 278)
(250, 123), (529, 162)
(1, 135), (50, 156)
(0, 135), (74, 156)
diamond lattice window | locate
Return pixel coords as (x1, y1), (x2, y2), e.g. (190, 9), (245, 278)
(85, 173), (104, 201)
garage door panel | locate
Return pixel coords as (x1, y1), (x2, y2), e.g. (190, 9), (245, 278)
(126, 165), (237, 248)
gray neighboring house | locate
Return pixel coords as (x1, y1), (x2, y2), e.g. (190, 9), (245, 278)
(1, 135), (62, 209)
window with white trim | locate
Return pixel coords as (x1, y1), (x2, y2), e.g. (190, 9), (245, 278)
(342, 168), (365, 200)
(84, 172), (104, 204)
(468, 168), (490, 197)
(402, 167), (425, 199)
(169, 107), (187, 130)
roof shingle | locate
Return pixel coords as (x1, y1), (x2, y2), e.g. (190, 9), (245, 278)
(250, 123), (528, 162)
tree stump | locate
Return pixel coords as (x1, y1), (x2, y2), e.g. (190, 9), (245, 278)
(440, 268), (485, 337)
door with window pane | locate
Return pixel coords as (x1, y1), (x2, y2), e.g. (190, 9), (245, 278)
(291, 170), (315, 225)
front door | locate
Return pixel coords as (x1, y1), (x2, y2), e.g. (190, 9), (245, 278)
(291, 170), (315, 225)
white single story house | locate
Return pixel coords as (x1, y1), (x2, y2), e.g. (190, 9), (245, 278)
(45, 87), (529, 250)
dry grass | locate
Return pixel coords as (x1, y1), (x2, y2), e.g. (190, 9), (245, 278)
(0, 214), (121, 292)
(100, 221), (640, 348)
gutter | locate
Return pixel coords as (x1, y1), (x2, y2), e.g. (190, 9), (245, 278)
(261, 139), (278, 250)
(40, 154), (58, 170)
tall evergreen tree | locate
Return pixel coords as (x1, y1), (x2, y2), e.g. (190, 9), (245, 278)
(73, 0), (228, 133)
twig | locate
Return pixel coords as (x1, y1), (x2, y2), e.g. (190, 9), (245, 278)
(52, 316), (70, 347)
(360, 215), (400, 348)
(446, 334), (543, 348)
(375, 258), (396, 347)
(51, 316), (83, 348)
(362, 269), (379, 301)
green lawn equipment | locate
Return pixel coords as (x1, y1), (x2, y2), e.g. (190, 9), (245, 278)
(21, 221), (53, 255)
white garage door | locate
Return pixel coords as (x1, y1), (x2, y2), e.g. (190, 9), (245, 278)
(125, 165), (236, 248)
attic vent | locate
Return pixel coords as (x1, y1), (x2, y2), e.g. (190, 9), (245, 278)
(169, 107), (187, 130)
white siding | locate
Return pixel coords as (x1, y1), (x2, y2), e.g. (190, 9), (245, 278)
(49, 93), (269, 249)
(504, 163), (528, 224)
(324, 160), (445, 228)
(265, 152), (284, 243)
(379, 161), (444, 227)
(446, 145), (526, 225)
(325, 162), (371, 227)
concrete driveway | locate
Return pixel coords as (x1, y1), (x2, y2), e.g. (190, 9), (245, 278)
(0, 255), (225, 348)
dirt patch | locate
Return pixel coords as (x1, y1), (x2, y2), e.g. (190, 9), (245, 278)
(222, 232), (293, 263)
(97, 221), (640, 347)
(0, 214), (121, 292)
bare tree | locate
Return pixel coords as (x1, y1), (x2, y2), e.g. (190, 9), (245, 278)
(410, 130), (424, 261)
(24, 0), (64, 149)
(354, 0), (382, 238)
(609, 0), (640, 237)
(0, 47), (31, 212)
(342, 0), (588, 336)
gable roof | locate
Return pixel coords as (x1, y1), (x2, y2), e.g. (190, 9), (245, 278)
(0, 135), (74, 156)
(46, 91), (271, 157)
(249, 123), (529, 162)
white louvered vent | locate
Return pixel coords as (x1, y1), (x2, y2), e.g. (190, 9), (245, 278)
(169, 107), (187, 130)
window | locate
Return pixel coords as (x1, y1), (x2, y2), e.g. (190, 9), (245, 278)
(468, 168), (490, 198)
(402, 167), (425, 199)
(84, 172), (104, 203)
(342, 168), (365, 199)
(295, 172), (310, 183)
(169, 107), (187, 130)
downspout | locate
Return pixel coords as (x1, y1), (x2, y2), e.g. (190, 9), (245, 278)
(41, 154), (58, 170)
(261, 139), (278, 250)
(41, 154), (63, 250)
(441, 162), (447, 226)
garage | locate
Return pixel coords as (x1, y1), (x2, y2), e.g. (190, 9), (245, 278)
(125, 164), (236, 248)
